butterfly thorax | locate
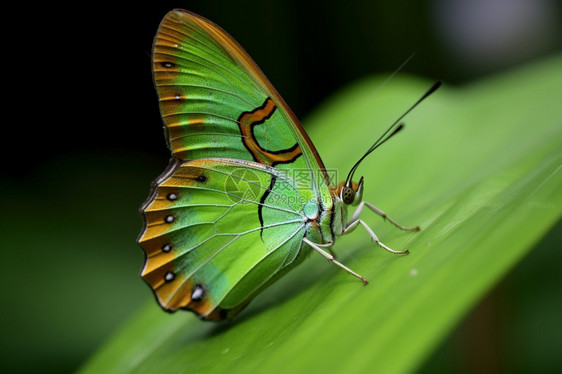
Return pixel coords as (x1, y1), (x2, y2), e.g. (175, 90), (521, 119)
(304, 200), (337, 245)
(303, 191), (348, 248)
(328, 195), (347, 239)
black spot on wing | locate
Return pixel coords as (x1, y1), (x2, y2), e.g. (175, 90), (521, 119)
(191, 284), (205, 302)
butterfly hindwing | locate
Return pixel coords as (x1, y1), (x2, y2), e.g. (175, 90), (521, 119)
(139, 158), (316, 319)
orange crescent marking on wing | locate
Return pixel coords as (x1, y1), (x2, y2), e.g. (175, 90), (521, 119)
(238, 98), (302, 166)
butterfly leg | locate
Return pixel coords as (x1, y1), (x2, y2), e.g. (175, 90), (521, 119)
(343, 219), (410, 254)
(303, 238), (368, 285)
(308, 240), (338, 258)
(349, 202), (420, 231)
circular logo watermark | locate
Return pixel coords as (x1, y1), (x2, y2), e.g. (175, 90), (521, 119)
(223, 168), (263, 203)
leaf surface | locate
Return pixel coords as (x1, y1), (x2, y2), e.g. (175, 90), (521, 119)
(79, 55), (562, 374)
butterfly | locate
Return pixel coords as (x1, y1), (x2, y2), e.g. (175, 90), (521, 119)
(138, 9), (440, 321)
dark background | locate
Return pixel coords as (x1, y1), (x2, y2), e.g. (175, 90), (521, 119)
(5, 0), (561, 177)
(2, 1), (561, 373)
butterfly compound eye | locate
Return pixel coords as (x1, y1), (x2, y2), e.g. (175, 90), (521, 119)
(342, 186), (355, 205)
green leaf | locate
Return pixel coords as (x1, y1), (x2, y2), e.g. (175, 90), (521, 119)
(79, 55), (562, 374)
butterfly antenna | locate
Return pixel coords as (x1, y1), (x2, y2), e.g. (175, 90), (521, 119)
(345, 80), (442, 186)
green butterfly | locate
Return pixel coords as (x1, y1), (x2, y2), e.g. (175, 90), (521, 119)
(139, 9), (438, 321)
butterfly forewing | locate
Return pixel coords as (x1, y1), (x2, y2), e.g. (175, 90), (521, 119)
(152, 10), (331, 200)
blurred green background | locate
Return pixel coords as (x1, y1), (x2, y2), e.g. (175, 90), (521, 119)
(2, 1), (561, 373)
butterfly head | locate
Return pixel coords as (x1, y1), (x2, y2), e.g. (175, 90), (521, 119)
(338, 176), (364, 206)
